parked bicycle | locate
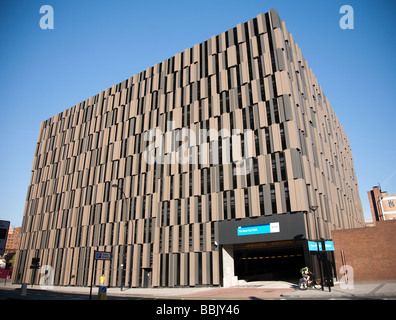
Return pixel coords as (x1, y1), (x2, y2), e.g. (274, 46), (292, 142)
(299, 267), (321, 290)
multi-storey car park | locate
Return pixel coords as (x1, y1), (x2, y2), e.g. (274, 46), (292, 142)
(13, 9), (364, 288)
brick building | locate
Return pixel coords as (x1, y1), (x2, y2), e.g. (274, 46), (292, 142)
(13, 9), (364, 288)
(332, 221), (396, 281)
(368, 186), (396, 221)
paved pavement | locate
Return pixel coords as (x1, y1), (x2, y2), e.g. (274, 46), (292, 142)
(1, 280), (396, 300)
(280, 280), (396, 299)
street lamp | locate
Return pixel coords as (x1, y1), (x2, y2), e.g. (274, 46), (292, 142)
(309, 205), (324, 291)
(112, 183), (128, 291)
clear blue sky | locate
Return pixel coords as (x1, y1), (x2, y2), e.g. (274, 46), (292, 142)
(0, 0), (395, 226)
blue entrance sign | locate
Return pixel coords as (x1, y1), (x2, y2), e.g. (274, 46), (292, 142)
(308, 241), (322, 251)
(324, 241), (335, 251)
(308, 240), (334, 251)
(237, 222), (280, 236)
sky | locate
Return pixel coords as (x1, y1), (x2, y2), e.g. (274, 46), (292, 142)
(0, 0), (395, 227)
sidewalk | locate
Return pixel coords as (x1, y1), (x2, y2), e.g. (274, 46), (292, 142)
(1, 282), (216, 299)
(1, 281), (294, 299)
(280, 280), (396, 299)
(2, 280), (396, 299)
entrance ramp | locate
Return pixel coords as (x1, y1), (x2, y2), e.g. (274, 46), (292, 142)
(231, 280), (297, 289)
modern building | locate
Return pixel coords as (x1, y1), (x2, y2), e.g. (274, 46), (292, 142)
(368, 185), (396, 222)
(13, 9), (364, 288)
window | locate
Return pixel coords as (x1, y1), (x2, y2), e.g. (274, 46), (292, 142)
(189, 224), (193, 252)
(284, 182), (291, 212)
(271, 154), (278, 182)
(270, 184), (277, 213)
(265, 127), (271, 153)
(162, 201), (169, 227)
(197, 196), (202, 223)
(219, 165), (224, 192)
(279, 152), (287, 181)
(176, 200), (181, 225)
(199, 224), (204, 251)
(201, 170), (205, 195)
(259, 186), (265, 215)
(253, 157), (259, 185)
(280, 123), (287, 150)
(230, 191), (236, 219)
(178, 226), (183, 251)
(244, 189), (250, 217)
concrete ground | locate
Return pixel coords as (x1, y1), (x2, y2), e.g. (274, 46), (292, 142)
(280, 280), (396, 299)
(2, 279), (396, 300)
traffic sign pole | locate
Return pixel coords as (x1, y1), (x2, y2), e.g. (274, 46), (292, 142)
(89, 250), (112, 300)
(89, 250), (97, 300)
(98, 285), (107, 300)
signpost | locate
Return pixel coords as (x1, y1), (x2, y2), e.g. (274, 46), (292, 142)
(98, 285), (107, 300)
(237, 222), (280, 236)
(30, 257), (40, 287)
(307, 239), (335, 292)
(307, 241), (323, 251)
(89, 251), (112, 300)
(324, 240), (335, 251)
(0, 220), (10, 256)
(95, 251), (112, 260)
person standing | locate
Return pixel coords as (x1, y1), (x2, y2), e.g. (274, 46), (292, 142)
(100, 274), (105, 286)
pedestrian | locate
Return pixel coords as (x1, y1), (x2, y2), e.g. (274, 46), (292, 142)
(100, 274), (105, 286)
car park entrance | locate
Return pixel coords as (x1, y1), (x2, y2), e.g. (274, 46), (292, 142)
(233, 240), (306, 281)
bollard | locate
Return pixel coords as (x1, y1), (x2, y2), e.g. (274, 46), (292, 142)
(20, 283), (27, 296)
(98, 285), (107, 300)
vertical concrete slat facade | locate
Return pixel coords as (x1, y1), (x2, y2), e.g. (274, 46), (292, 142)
(13, 9), (364, 287)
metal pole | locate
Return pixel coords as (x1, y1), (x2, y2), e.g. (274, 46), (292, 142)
(89, 250), (97, 300)
(311, 206), (324, 291)
(322, 243), (331, 292)
(112, 184), (128, 291)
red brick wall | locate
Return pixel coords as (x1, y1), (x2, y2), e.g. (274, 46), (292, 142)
(332, 221), (396, 281)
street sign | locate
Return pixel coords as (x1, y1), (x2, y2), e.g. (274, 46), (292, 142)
(95, 251), (112, 260)
(308, 240), (335, 251)
(29, 265), (40, 269)
(90, 251), (112, 300)
(98, 285), (107, 300)
(0, 220), (10, 256)
(30, 257), (40, 269)
(324, 240), (335, 251)
(308, 241), (322, 251)
(237, 222), (280, 236)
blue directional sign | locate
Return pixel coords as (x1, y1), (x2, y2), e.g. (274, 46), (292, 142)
(0, 220), (10, 256)
(324, 241), (335, 251)
(308, 241), (322, 251)
(100, 286), (107, 294)
(95, 251), (112, 260)
(237, 222), (280, 236)
(308, 240), (334, 251)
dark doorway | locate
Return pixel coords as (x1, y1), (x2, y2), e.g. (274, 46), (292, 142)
(142, 268), (152, 288)
(234, 241), (305, 282)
